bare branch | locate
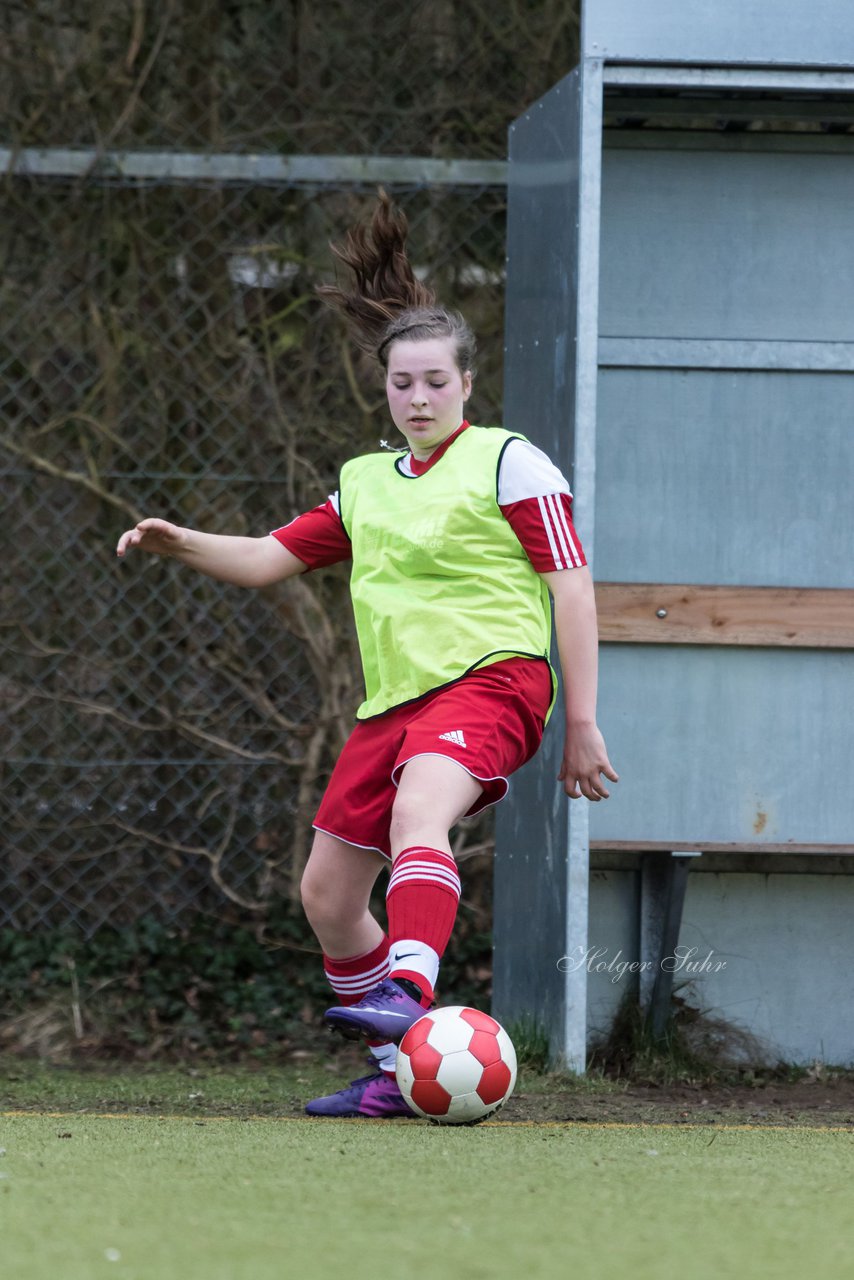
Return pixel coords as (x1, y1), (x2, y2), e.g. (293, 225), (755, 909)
(0, 432), (143, 523)
(94, 0), (177, 155)
(109, 817), (265, 912)
(27, 691), (302, 766)
(0, 619), (71, 658)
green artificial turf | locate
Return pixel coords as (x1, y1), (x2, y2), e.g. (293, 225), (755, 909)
(2, 1108), (853, 1280)
(0, 1057), (325, 1116)
(0, 1055), (620, 1117)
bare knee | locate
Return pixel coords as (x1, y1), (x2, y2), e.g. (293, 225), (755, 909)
(300, 864), (351, 932)
(299, 863), (324, 925)
(390, 760), (481, 852)
(299, 832), (384, 935)
(389, 787), (460, 853)
(388, 788), (431, 848)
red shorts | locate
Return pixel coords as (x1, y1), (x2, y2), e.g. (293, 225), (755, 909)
(313, 657), (553, 860)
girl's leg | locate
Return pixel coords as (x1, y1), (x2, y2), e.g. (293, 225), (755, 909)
(389, 754), (483, 857)
(323, 756), (483, 1048)
(323, 664), (548, 1052)
(384, 755), (481, 1003)
(302, 831), (410, 1114)
(302, 829), (396, 1062)
(300, 829), (387, 958)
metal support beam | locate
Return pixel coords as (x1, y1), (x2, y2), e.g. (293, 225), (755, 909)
(603, 67), (854, 95)
(0, 148), (507, 188)
(640, 852), (702, 1040)
(561, 55), (605, 1075)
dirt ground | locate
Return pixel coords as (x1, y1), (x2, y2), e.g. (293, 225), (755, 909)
(499, 1077), (854, 1127)
(290, 1043), (854, 1127)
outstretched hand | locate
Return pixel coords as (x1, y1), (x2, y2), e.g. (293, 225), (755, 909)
(558, 723), (619, 801)
(116, 518), (188, 559)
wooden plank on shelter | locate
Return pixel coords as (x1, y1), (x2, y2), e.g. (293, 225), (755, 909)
(595, 583), (854, 648)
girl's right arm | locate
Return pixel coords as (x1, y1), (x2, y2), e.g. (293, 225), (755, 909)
(115, 518), (307, 587)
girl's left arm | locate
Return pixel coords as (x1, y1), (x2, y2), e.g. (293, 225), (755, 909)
(540, 565), (619, 801)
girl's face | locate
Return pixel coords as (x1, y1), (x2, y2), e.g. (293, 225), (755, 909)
(385, 337), (472, 460)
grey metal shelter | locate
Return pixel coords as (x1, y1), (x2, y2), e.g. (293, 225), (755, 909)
(494, 0), (854, 1070)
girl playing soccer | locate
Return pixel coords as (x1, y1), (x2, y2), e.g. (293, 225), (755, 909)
(116, 191), (617, 1117)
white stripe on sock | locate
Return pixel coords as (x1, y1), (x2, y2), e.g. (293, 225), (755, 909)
(388, 870), (461, 901)
(388, 865), (461, 894)
(325, 955), (390, 995)
(389, 856), (459, 884)
(391, 865), (460, 885)
(396, 848), (457, 867)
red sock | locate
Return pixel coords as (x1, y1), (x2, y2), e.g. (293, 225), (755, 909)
(386, 846), (461, 1005)
(323, 937), (390, 1004)
(323, 938), (395, 1074)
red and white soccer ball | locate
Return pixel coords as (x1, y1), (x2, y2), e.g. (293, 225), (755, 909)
(396, 1006), (517, 1124)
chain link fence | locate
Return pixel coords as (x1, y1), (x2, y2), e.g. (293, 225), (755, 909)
(1, 1), (578, 156)
(1, 2), (579, 936)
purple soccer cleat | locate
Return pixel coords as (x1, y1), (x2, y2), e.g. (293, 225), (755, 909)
(324, 978), (427, 1045)
(304, 1066), (414, 1118)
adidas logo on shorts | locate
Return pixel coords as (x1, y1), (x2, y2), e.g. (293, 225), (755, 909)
(438, 729), (467, 748)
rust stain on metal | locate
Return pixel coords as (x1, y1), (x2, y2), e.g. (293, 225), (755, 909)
(753, 810), (768, 835)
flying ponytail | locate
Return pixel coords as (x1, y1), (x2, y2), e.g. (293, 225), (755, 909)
(317, 189), (477, 376)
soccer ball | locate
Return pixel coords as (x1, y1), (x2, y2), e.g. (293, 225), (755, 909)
(396, 1006), (517, 1125)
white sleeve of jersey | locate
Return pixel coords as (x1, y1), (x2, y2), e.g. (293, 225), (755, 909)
(328, 491), (340, 516)
(497, 439), (572, 505)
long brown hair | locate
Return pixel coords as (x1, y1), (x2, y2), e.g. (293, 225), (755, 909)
(317, 189), (477, 375)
